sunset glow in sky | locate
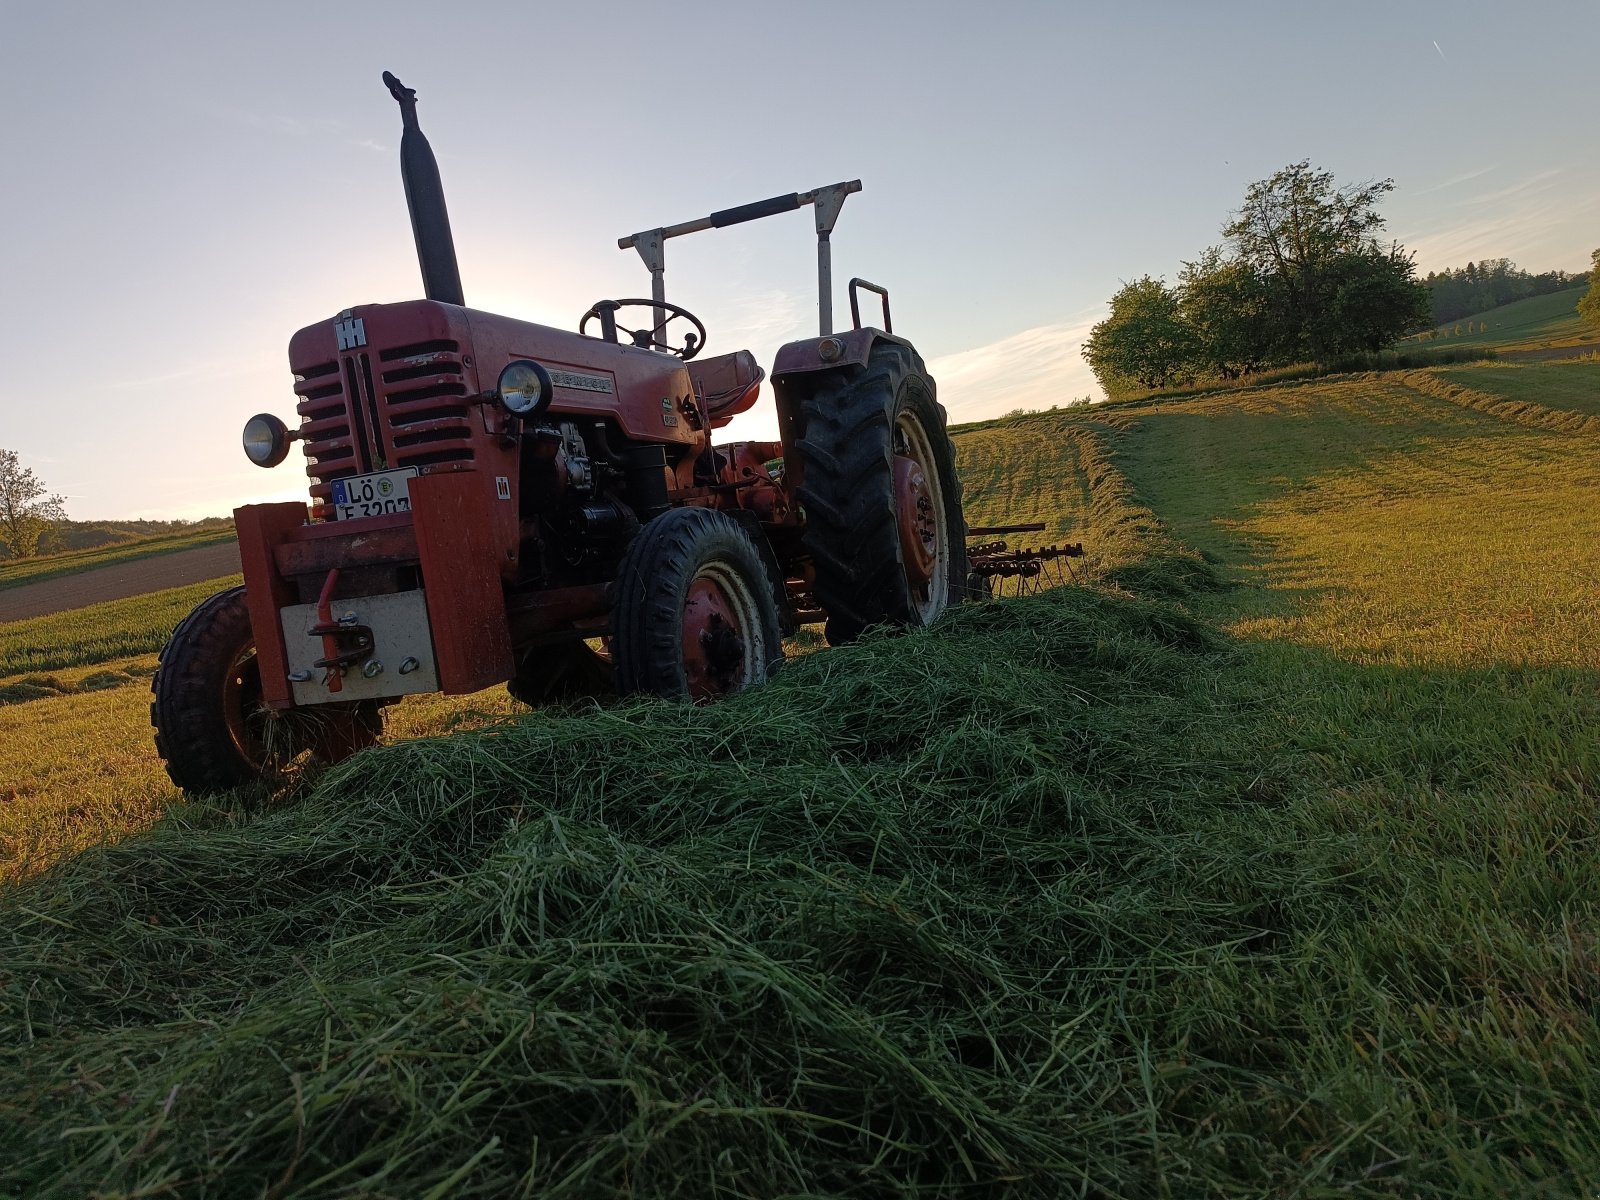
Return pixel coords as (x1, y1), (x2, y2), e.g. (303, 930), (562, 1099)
(1, 0), (1595, 519)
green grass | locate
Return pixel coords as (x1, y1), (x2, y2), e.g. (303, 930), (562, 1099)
(1410, 285), (1595, 352)
(0, 660), (175, 880)
(1117, 372), (1600, 667)
(0, 655), (515, 886)
(4, 366), (1600, 1195)
(0, 525), (236, 591)
(954, 415), (1090, 542)
(0, 575), (241, 675)
(1429, 360), (1600, 419)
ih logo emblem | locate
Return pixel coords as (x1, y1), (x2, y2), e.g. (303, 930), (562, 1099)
(334, 313), (367, 350)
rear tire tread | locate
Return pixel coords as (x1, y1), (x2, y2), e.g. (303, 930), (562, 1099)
(794, 342), (966, 644)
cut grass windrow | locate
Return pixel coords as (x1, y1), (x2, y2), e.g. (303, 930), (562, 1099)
(4, 363), (1600, 1196)
(1401, 367), (1600, 435)
(6, 582), (1598, 1197)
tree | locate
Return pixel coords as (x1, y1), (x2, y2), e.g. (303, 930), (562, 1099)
(1178, 247), (1279, 379)
(1326, 243), (1433, 352)
(1222, 161), (1426, 360)
(1081, 276), (1198, 397)
(0, 450), (67, 559)
(1579, 248), (1600, 329)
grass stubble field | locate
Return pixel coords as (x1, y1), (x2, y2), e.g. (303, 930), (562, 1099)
(2, 361), (1599, 1196)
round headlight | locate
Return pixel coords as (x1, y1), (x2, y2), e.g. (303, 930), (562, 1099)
(497, 360), (554, 417)
(242, 413), (292, 468)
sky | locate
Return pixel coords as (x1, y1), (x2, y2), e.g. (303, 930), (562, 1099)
(1, 0), (1595, 520)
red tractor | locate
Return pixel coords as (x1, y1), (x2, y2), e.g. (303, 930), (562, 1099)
(151, 73), (966, 793)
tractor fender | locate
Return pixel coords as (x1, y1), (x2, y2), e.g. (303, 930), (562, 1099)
(770, 327), (920, 380)
(769, 328), (935, 521)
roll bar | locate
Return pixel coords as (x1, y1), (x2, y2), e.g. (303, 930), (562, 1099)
(619, 181), (862, 337)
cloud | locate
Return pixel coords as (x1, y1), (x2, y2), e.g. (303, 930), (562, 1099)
(1454, 168), (1563, 208)
(1404, 187), (1600, 271)
(714, 289), (806, 349)
(1411, 164), (1498, 197)
(927, 318), (1102, 422)
(104, 352), (259, 391)
(1399, 163), (1599, 271)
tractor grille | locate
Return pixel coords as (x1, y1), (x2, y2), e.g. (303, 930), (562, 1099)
(294, 338), (472, 506)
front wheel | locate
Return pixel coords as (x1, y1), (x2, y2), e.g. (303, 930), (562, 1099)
(151, 585), (382, 794)
(794, 341), (967, 644)
(611, 507), (783, 702)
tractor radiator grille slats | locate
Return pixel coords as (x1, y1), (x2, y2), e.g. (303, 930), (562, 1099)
(294, 337), (473, 506)
(381, 340), (472, 469)
(295, 361), (355, 493)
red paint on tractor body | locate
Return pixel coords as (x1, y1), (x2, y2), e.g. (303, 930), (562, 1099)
(409, 471), (515, 693)
(234, 501), (309, 709)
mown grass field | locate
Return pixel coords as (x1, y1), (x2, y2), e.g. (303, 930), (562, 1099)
(0, 525), (236, 591)
(3, 364), (1599, 1196)
(1412, 284), (1595, 352)
(1430, 360), (1600, 419)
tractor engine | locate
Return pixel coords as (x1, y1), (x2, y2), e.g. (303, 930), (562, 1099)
(236, 295), (713, 714)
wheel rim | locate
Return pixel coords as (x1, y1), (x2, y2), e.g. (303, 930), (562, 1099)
(893, 410), (951, 622)
(222, 644), (344, 772)
(681, 560), (769, 702)
(222, 647), (298, 772)
(222, 647), (269, 768)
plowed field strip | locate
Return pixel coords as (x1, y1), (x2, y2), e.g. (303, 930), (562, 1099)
(0, 542), (242, 623)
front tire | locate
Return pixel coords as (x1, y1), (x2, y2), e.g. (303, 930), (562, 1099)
(611, 507), (783, 702)
(151, 585), (381, 794)
(794, 341), (967, 644)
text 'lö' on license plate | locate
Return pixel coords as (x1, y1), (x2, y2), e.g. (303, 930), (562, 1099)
(330, 468), (418, 520)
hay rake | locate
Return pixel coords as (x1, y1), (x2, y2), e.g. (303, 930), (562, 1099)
(964, 523), (1085, 599)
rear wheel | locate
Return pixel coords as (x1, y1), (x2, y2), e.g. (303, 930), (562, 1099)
(151, 585), (381, 794)
(795, 342), (967, 644)
(611, 507), (782, 702)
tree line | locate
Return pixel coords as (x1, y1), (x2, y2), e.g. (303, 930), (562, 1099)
(1083, 162), (1431, 399)
(1425, 258), (1587, 325)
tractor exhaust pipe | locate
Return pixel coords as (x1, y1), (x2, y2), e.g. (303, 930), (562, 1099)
(382, 71), (465, 307)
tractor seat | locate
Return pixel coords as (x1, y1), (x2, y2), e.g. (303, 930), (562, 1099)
(687, 349), (765, 430)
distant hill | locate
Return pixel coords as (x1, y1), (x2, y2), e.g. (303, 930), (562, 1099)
(1422, 257), (1585, 325)
(1408, 285), (1596, 354)
(0, 517), (232, 564)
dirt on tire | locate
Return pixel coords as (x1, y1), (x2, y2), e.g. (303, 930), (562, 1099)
(0, 541), (242, 624)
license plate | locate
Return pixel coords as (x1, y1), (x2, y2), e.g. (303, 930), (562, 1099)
(330, 468), (418, 520)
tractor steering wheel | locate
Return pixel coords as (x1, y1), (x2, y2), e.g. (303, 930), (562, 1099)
(580, 299), (708, 361)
